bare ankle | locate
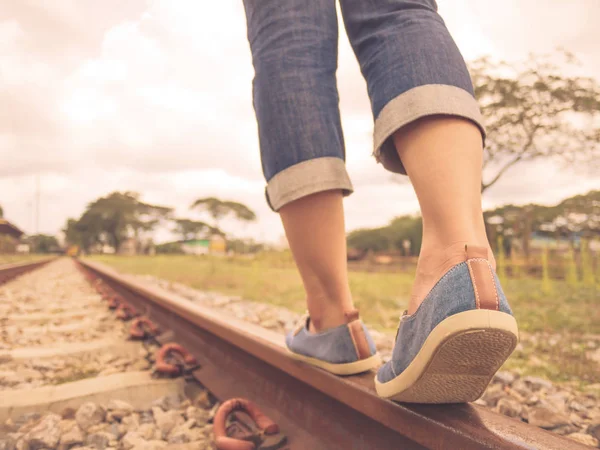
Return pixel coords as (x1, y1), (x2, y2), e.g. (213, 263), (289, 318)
(407, 240), (494, 314)
(308, 304), (351, 333)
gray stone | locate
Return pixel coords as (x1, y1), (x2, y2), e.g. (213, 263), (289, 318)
(132, 441), (168, 450)
(24, 414), (61, 450)
(566, 432), (599, 447)
(85, 431), (113, 450)
(14, 412), (41, 431)
(522, 376), (553, 391)
(166, 442), (206, 450)
(208, 403), (220, 423)
(121, 414), (140, 432)
(192, 391), (213, 410)
(151, 394), (182, 411)
(106, 399), (134, 420)
(496, 398), (522, 418)
(106, 400), (133, 414)
(588, 421), (600, 441)
(75, 402), (106, 431)
(552, 424), (579, 436)
(58, 420), (84, 449)
(137, 423), (159, 440)
(184, 407), (209, 424)
(493, 371), (516, 386)
(107, 422), (125, 440)
(510, 379), (533, 398)
(1, 433), (22, 450)
(138, 411), (154, 425)
(120, 431), (145, 450)
(0, 370), (20, 386)
(481, 384), (505, 407)
(586, 348), (600, 363)
(527, 407), (570, 429)
(15, 368), (43, 382)
(152, 407), (184, 438)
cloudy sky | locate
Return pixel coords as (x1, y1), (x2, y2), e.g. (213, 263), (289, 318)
(1, 0), (599, 244)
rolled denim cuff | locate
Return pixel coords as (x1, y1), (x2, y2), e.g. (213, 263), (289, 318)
(265, 157), (354, 212)
(373, 84), (486, 174)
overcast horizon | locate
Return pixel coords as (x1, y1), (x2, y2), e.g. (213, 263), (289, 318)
(1, 0), (599, 244)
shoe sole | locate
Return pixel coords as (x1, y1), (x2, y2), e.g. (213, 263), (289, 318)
(374, 309), (518, 403)
(286, 349), (382, 376)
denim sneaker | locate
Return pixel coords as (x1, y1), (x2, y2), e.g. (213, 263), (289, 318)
(286, 310), (381, 375)
(375, 245), (519, 403)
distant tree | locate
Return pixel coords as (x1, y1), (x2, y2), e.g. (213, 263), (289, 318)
(347, 228), (391, 253)
(190, 197), (256, 232)
(64, 192), (172, 253)
(387, 215), (423, 256)
(0, 204), (3, 218)
(471, 51), (600, 192)
(227, 238), (264, 254)
(155, 242), (184, 254)
(173, 219), (216, 241)
(347, 215), (423, 255)
(28, 234), (60, 254)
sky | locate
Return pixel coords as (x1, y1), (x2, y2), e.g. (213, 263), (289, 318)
(1, 0), (599, 244)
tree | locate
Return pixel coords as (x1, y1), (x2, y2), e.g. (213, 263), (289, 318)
(28, 234), (60, 253)
(347, 215), (423, 255)
(85, 192), (172, 252)
(64, 192), (172, 253)
(0, 204), (3, 218)
(472, 51), (600, 192)
(173, 219), (215, 241)
(190, 197), (256, 231)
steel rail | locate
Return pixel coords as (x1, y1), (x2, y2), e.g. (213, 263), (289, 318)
(0, 258), (54, 286)
(78, 259), (588, 450)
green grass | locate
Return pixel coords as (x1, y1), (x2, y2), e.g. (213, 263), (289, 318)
(0, 254), (51, 265)
(90, 253), (600, 385)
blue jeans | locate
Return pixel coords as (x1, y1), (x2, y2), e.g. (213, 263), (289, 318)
(242, 0), (485, 211)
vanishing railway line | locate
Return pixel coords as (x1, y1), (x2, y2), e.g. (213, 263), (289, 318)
(0, 259), (591, 449)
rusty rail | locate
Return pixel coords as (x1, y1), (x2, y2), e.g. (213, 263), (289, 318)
(0, 259), (54, 286)
(77, 259), (588, 450)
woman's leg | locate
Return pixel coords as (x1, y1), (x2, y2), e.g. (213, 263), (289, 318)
(341, 0), (517, 402)
(242, 0), (355, 332)
(280, 191), (354, 331)
(393, 116), (494, 314)
(339, 0), (493, 314)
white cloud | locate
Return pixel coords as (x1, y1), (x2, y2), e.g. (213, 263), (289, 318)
(0, 0), (598, 244)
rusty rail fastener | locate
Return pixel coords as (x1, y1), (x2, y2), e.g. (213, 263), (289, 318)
(115, 303), (138, 320)
(107, 295), (121, 309)
(129, 317), (160, 339)
(214, 399), (280, 450)
(155, 343), (197, 376)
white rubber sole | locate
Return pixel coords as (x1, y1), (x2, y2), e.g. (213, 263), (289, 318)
(375, 309), (519, 403)
(286, 349), (382, 376)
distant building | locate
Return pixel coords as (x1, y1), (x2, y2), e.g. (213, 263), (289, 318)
(180, 235), (227, 255)
(0, 219), (24, 254)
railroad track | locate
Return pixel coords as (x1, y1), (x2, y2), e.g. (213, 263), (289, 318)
(0, 259), (593, 449)
(0, 259), (54, 286)
(68, 258), (589, 450)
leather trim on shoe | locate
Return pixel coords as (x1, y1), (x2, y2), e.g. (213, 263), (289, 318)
(348, 321), (372, 360)
(465, 245), (499, 311)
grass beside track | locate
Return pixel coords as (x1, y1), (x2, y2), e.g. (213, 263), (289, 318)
(0, 254), (52, 265)
(91, 253), (600, 387)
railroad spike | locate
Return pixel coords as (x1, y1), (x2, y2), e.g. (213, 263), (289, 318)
(115, 303), (138, 320)
(154, 343), (197, 376)
(129, 317), (160, 339)
(213, 398), (285, 450)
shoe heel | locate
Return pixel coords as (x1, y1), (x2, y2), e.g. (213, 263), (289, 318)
(376, 310), (518, 403)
